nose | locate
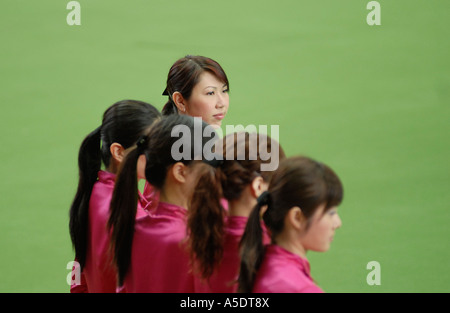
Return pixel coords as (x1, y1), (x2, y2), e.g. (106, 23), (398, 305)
(216, 92), (227, 109)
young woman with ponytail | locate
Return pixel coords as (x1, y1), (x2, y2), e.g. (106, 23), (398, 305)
(108, 114), (217, 292)
(187, 132), (285, 292)
(68, 100), (161, 293)
(238, 156), (344, 293)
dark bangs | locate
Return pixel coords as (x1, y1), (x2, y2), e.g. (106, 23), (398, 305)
(189, 55), (229, 91)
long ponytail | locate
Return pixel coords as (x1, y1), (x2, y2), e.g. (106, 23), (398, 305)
(187, 163), (226, 279)
(69, 126), (102, 270)
(107, 145), (142, 287)
(237, 192), (270, 293)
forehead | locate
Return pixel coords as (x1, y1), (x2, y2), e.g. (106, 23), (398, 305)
(195, 71), (227, 88)
(314, 204), (338, 219)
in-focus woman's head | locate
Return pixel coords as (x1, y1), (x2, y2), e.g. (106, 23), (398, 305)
(162, 55), (229, 128)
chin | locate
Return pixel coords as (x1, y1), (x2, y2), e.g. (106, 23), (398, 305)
(313, 245), (330, 253)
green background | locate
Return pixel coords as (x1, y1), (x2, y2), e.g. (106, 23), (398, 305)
(0, 0), (449, 293)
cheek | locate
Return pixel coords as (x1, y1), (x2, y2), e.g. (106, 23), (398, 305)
(189, 97), (214, 115)
(224, 93), (230, 108)
(303, 219), (333, 252)
(187, 97), (222, 127)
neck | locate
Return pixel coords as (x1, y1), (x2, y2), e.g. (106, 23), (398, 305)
(106, 160), (119, 175)
(274, 231), (307, 259)
(159, 185), (189, 209)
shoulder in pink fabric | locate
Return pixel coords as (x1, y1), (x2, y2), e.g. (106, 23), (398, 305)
(122, 201), (210, 293)
(71, 171), (155, 293)
(252, 245), (324, 293)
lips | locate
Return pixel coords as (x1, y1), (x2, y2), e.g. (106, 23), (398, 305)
(213, 113), (226, 120)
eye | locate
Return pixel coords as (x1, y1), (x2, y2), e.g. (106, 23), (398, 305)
(206, 91), (215, 96)
(328, 209), (337, 216)
(222, 88), (229, 93)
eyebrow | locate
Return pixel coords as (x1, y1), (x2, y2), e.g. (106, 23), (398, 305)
(203, 84), (228, 90)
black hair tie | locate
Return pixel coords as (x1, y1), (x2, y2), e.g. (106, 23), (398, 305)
(204, 158), (224, 168)
(136, 135), (149, 155)
(257, 191), (271, 206)
(202, 153), (224, 168)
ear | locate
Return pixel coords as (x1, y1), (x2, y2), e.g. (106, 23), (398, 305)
(250, 176), (268, 198)
(170, 162), (188, 184)
(110, 143), (125, 163)
(172, 91), (187, 113)
(286, 206), (305, 231)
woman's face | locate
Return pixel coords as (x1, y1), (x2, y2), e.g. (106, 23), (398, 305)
(300, 204), (342, 252)
(184, 71), (229, 128)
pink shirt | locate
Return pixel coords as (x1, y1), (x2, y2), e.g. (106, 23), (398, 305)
(252, 244), (324, 293)
(142, 181), (159, 213)
(70, 171), (152, 293)
(120, 201), (209, 293)
(208, 216), (272, 293)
